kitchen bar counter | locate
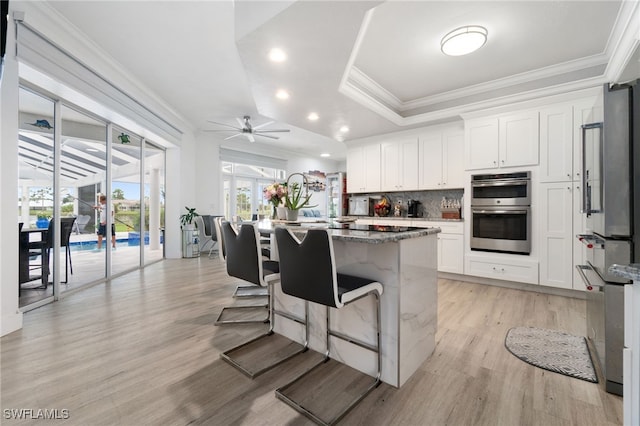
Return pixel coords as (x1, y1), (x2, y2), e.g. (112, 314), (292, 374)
(259, 220), (440, 388)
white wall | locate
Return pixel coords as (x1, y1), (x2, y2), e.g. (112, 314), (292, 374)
(1, 15), (24, 336)
(194, 133), (222, 216)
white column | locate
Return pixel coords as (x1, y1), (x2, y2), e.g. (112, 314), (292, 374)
(149, 168), (160, 250)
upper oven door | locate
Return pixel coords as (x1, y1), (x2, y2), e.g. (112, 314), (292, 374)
(471, 173), (531, 206)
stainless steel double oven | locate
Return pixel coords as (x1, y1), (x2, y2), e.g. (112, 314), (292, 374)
(470, 171), (531, 255)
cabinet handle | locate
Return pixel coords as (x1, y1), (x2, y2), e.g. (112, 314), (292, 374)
(567, 174), (571, 177)
(568, 186), (571, 191)
(493, 161), (497, 165)
(501, 160), (504, 164)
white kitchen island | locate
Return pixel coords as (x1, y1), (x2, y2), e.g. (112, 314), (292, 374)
(261, 221), (440, 388)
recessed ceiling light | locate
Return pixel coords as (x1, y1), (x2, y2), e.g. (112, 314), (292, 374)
(276, 89), (289, 100)
(320, 153), (331, 157)
(441, 26), (487, 56)
(308, 112), (319, 121)
(269, 48), (287, 62)
(339, 125), (350, 133)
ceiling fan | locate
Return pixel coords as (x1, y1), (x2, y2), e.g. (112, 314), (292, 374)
(204, 115), (290, 143)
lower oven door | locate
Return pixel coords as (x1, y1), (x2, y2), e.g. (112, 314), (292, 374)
(470, 206), (531, 254)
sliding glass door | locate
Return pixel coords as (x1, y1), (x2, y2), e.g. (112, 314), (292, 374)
(17, 84), (167, 309)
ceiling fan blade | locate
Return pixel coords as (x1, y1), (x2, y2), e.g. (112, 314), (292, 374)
(236, 117), (246, 128)
(252, 120), (274, 130)
(223, 133), (243, 141)
(203, 129), (236, 132)
(206, 120), (241, 130)
(254, 133), (279, 140)
(254, 129), (291, 133)
(246, 134), (255, 143)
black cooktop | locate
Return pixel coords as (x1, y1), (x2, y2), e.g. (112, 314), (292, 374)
(328, 223), (422, 233)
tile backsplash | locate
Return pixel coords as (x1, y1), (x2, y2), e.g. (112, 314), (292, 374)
(354, 189), (464, 219)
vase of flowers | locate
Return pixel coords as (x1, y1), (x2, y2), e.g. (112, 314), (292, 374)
(263, 182), (287, 219)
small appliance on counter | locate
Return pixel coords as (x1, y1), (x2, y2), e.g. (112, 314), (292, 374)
(348, 196), (371, 216)
(407, 199), (421, 218)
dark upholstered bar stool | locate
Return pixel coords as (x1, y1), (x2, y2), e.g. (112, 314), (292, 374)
(215, 222), (275, 325)
(274, 227), (383, 426)
(218, 222), (309, 378)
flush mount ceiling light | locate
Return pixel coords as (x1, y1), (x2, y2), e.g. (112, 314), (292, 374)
(269, 47), (287, 62)
(440, 25), (487, 56)
(320, 153), (331, 157)
(339, 125), (350, 133)
(308, 112), (319, 121)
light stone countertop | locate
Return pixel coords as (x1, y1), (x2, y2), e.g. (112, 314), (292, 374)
(609, 263), (640, 281)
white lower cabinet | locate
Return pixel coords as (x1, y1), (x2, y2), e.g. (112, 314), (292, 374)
(414, 221), (464, 274)
(465, 254), (539, 285)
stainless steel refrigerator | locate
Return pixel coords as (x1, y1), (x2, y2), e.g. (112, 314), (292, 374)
(326, 172), (347, 218)
(577, 81), (639, 396)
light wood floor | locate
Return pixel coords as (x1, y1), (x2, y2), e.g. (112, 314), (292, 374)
(2, 257), (622, 425)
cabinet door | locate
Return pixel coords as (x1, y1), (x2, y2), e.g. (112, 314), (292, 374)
(438, 233), (464, 274)
(346, 147), (366, 193)
(399, 138), (419, 190)
(380, 142), (400, 191)
(539, 182), (574, 289)
(442, 132), (465, 188)
(499, 111), (539, 168)
(465, 118), (499, 170)
(539, 104), (573, 183)
(364, 144), (381, 192)
(419, 134), (443, 189)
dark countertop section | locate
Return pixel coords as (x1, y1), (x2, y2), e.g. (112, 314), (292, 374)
(259, 220), (440, 244)
(342, 216), (464, 222)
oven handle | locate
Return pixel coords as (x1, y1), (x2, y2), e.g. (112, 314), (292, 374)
(471, 179), (529, 188)
(575, 264), (603, 291)
(472, 209), (528, 215)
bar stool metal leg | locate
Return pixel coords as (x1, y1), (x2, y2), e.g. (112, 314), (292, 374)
(220, 281), (309, 378)
(275, 290), (382, 426)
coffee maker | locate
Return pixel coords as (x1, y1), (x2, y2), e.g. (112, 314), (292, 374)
(407, 199), (421, 218)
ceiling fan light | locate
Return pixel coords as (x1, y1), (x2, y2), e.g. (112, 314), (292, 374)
(441, 25), (487, 56)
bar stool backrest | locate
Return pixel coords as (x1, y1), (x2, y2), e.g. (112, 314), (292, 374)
(214, 217), (226, 260)
(275, 227), (339, 308)
(221, 221), (265, 287)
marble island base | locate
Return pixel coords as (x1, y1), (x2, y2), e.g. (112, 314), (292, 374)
(272, 233), (438, 388)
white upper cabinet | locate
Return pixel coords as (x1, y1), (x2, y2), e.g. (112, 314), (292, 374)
(347, 144), (381, 193)
(381, 137), (419, 192)
(539, 97), (602, 183)
(539, 104), (574, 183)
(419, 131), (464, 189)
(465, 118), (499, 170)
(499, 111), (539, 168)
(465, 111), (539, 170)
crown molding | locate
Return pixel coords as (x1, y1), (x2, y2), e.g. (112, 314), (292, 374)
(604, 0), (640, 82)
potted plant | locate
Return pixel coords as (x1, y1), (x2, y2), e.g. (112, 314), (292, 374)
(36, 214), (50, 229)
(180, 206), (200, 258)
(179, 206), (199, 229)
(284, 181), (316, 221)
